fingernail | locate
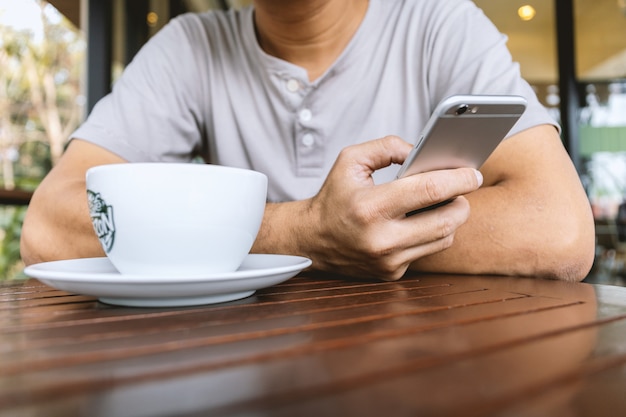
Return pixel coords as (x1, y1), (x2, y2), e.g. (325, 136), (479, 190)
(474, 169), (483, 187)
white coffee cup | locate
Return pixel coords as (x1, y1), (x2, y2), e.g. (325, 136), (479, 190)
(85, 163), (267, 276)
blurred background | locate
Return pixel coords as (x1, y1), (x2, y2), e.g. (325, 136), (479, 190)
(1, 0), (625, 282)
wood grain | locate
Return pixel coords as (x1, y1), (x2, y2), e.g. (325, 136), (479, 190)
(1, 273), (625, 417)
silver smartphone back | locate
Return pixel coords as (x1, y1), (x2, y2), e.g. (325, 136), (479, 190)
(396, 95), (527, 179)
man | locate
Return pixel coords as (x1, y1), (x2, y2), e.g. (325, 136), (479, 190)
(20, 0), (595, 281)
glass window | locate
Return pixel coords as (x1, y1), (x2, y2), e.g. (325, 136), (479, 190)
(575, 0), (626, 223)
(575, 0), (626, 280)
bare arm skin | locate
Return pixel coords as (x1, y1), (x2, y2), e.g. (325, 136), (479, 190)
(251, 136), (484, 280)
(22, 136), (482, 281)
(20, 140), (126, 265)
(410, 124), (595, 282)
(22, 125), (594, 283)
(251, 126), (595, 282)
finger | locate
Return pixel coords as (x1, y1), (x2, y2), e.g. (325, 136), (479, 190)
(369, 201), (470, 280)
(390, 196), (470, 246)
(370, 168), (482, 219)
(363, 197), (470, 264)
(335, 136), (413, 179)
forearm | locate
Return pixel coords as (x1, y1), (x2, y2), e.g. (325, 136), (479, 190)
(411, 126), (596, 281)
(411, 181), (594, 280)
(20, 139), (125, 265)
(21, 176), (105, 265)
(251, 200), (315, 260)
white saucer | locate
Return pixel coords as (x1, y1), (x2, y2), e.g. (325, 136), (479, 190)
(23, 254), (312, 307)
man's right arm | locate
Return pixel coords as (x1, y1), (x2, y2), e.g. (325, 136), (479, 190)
(20, 139), (127, 265)
(22, 135), (481, 280)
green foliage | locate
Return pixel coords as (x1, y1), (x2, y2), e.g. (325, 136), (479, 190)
(0, 206), (27, 280)
(0, 0), (85, 280)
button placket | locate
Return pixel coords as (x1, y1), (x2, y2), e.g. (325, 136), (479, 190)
(277, 74), (324, 176)
(295, 105), (323, 175)
(296, 105), (316, 151)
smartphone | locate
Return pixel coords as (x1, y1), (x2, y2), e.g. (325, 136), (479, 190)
(396, 95), (527, 179)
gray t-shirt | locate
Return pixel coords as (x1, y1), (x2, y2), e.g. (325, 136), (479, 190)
(72, 0), (556, 202)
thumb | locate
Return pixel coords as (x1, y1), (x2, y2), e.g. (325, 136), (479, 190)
(338, 136), (414, 178)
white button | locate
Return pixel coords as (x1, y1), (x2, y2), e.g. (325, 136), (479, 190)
(299, 108), (312, 122)
(286, 79), (300, 92)
(301, 133), (315, 147)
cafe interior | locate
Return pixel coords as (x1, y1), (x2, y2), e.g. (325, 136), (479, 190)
(12, 0), (623, 285)
(2, 1), (626, 416)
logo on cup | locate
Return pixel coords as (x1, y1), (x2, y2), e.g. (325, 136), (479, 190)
(87, 190), (115, 253)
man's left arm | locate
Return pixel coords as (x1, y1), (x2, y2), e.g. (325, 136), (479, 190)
(411, 124), (595, 281)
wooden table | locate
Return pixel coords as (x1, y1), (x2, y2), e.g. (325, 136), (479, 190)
(1, 272), (626, 416)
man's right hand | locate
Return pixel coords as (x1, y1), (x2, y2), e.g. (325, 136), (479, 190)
(22, 136), (482, 281)
(253, 135), (483, 280)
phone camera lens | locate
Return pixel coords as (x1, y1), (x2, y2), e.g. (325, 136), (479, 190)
(455, 104), (469, 116)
